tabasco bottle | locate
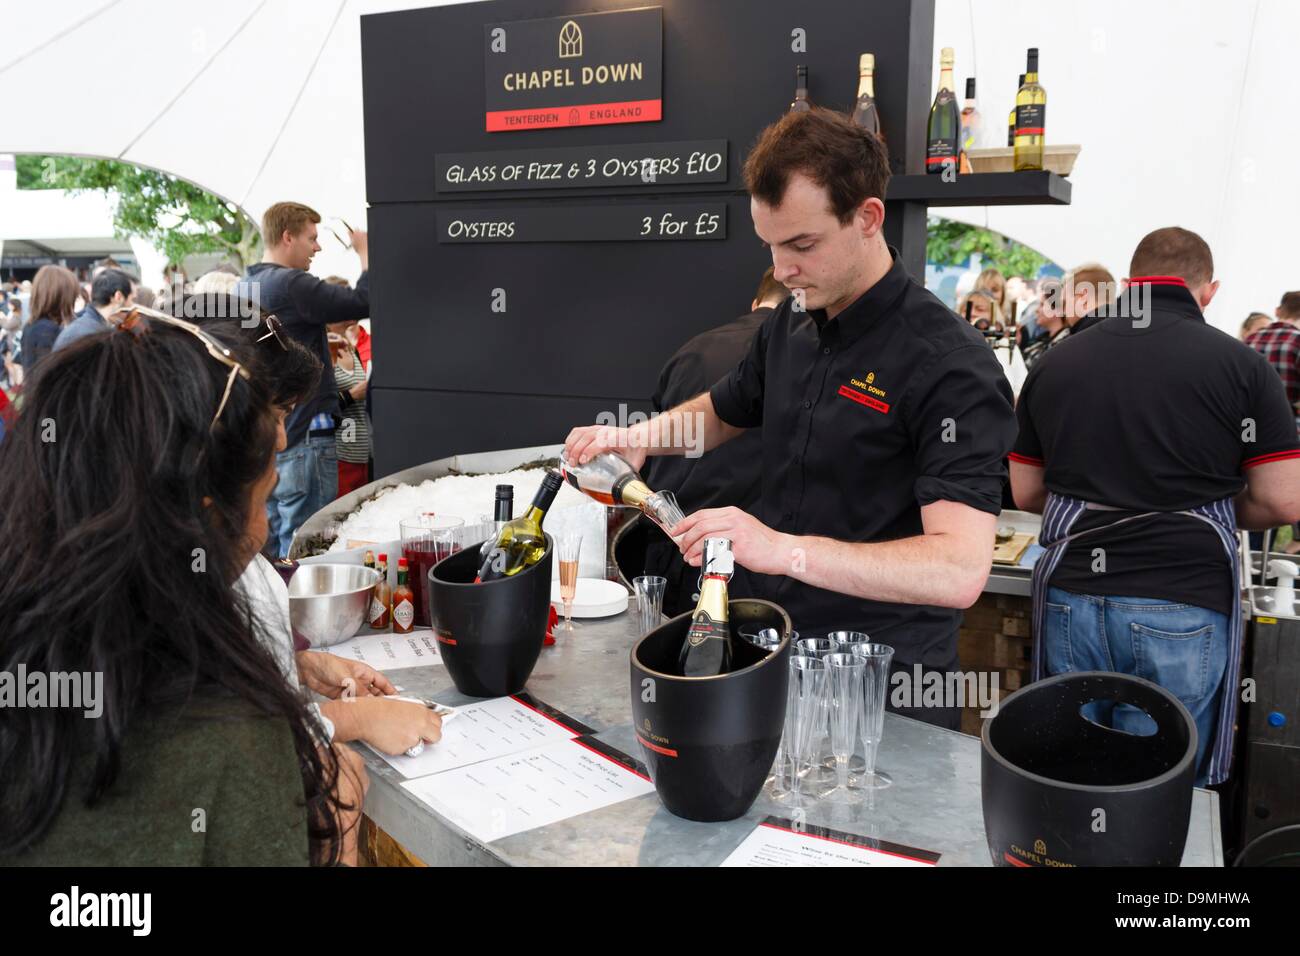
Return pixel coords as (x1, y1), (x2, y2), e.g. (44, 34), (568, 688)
(369, 553), (392, 630)
(392, 558), (416, 634)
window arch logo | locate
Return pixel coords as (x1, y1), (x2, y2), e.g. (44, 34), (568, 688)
(559, 20), (583, 58)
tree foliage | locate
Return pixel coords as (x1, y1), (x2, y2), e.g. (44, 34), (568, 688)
(15, 154), (260, 271)
(926, 216), (1049, 278)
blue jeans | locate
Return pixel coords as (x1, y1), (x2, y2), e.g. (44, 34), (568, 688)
(267, 435), (338, 558)
(1043, 587), (1229, 787)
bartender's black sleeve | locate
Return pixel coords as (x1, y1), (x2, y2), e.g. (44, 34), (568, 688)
(708, 308), (773, 428)
(1241, 353), (1300, 467)
(288, 270), (371, 327)
(1010, 367), (1045, 464)
(904, 343), (1017, 514)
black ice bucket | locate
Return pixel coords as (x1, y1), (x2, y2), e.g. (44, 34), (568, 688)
(981, 671), (1197, 867)
(630, 599), (791, 822)
(427, 535), (553, 698)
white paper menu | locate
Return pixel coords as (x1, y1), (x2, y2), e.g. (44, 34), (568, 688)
(372, 694), (585, 779)
(721, 817), (941, 867)
(313, 628), (443, 671)
(402, 737), (655, 843)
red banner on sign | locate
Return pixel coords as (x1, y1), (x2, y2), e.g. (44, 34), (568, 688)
(486, 98), (662, 132)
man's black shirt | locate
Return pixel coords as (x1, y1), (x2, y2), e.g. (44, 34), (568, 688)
(1012, 282), (1300, 615)
(709, 250), (1017, 667)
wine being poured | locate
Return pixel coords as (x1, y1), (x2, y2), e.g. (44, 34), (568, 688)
(559, 451), (685, 541)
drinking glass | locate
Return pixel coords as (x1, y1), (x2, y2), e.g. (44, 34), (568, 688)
(851, 642), (896, 789)
(824, 653), (865, 803)
(787, 656), (828, 802)
(828, 630), (870, 652)
(643, 490), (686, 542)
(632, 575), (667, 634)
(795, 637), (834, 660)
(400, 514), (464, 629)
(556, 532), (582, 632)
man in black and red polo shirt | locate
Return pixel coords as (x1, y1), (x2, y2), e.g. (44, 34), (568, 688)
(1010, 227), (1300, 786)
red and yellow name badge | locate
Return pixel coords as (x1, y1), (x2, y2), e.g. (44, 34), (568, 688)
(838, 371), (891, 414)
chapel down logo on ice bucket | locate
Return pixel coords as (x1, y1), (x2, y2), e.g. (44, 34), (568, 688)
(484, 7), (664, 132)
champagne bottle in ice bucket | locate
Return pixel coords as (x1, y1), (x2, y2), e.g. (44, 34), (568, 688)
(559, 451), (685, 540)
(678, 538), (735, 677)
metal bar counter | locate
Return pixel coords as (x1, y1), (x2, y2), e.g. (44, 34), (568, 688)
(356, 610), (1224, 867)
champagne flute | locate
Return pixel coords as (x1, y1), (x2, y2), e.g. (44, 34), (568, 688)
(557, 532), (582, 632)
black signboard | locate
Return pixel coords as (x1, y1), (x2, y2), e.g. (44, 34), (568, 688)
(437, 202), (726, 243)
(435, 139), (727, 192)
(483, 6), (663, 132)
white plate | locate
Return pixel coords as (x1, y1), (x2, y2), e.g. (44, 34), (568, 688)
(550, 578), (630, 618)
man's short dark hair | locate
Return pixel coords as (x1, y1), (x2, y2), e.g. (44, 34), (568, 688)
(1129, 227), (1214, 287)
(1278, 292), (1300, 320)
(753, 266), (788, 306)
(188, 297), (322, 411)
(743, 108), (890, 223)
(91, 268), (133, 307)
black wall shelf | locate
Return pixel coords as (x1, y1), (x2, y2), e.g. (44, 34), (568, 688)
(887, 170), (1072, 208)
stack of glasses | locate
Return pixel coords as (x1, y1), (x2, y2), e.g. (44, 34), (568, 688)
(739, 626), (895, 802)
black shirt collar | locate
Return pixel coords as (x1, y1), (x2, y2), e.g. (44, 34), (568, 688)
(805, 246), (910, 343)
(1110, 276), (1205, 324)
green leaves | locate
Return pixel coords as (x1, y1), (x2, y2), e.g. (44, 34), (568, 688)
(926, 217), (1048, 279)
(14, 155), (261, 272)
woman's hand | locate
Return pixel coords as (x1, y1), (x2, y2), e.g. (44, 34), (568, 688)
(341, 697), (443, 755)
(297, 651), (395, 699)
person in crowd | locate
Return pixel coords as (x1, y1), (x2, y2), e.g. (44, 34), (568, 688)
(961, 289), (1026, 397)
(17, 264), (78, 378)
(566, 109), (1017, 730)
(52, 267), (133, 352)
(192, 269), (242, 296)
(132, 285), (156, 309)
(1, 298), (21, 389)
(240, 202), (370, 557)
(1010, 227), (1300, 786)
(975, 267), (1008, 314)
(192, 300), (442, 758)
(1240, 312), (1272, 341)
(641, 267), (787, 616)
(1244, 291), (1300, 554)
(0, 310), (367, 864)
(958, 287), (1006, 332)
(1056, 262), (1118, 336)
(1006, 274), (1043, 344)
(327, 313), (371, 497)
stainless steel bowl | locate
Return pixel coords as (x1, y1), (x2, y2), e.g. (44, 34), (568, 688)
(288, 563), (381, 648)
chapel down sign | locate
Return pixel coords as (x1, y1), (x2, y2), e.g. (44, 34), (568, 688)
(484, 6), (664, 131)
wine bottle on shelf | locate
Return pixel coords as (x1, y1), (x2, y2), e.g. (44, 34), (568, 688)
(392, 558), (415, 634)
(926, 48), (960, 176)
(1007, 74), (1024, 147)
(478, 483), (515, 561)
(369, 552), (392, 630)
(476, 470), (562, 583)
(790, 64), (812, 113)
(850, 54), (881, 137)
(559, 451), (684, 539)
(1014, 49), (1045, 170)
(677, 538), (735, 677)
(959, 77), (980, 173)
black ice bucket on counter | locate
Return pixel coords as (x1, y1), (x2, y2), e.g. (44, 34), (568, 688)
(427, 535), (553, 698)
(981, 671), (1197, 867)
(630, 599), (791, 823)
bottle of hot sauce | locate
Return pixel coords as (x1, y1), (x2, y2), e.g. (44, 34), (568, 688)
(369, 553), (392, 630)
(392, 558), (416, 634)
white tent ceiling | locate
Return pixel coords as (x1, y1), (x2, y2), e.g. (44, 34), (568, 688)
(1, 0), (1295, 332)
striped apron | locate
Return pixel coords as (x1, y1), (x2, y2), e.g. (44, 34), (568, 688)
(1029, 492), (1243, 785)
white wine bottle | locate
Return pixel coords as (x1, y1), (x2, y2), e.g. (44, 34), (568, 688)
(1014, 49), (1045, 170)
(926, 48), (959, 176)
(850, 54), (881, 137)
(477, 471), (561, 583)
(678, 538), (735, 677)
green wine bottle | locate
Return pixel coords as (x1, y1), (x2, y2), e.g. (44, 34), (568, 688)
(926, 48), (960, 176)
(477, 470), (562, 582)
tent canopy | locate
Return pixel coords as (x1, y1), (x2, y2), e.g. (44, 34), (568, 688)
(2, 0), (1295, 330)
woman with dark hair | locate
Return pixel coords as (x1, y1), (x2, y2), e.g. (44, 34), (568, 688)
(17, 264), (78, 377)
(0, 312), (365, 865)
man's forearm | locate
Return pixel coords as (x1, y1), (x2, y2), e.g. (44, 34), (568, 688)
(631, 392), (743, 458)
(772, 532), (992, 610)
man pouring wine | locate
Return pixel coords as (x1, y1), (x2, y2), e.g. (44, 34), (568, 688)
(564, 109), (1016, 729)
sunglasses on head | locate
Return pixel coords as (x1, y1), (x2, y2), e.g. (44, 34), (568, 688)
(255, 312), (287, 350)
(109, 304), (251, 431)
